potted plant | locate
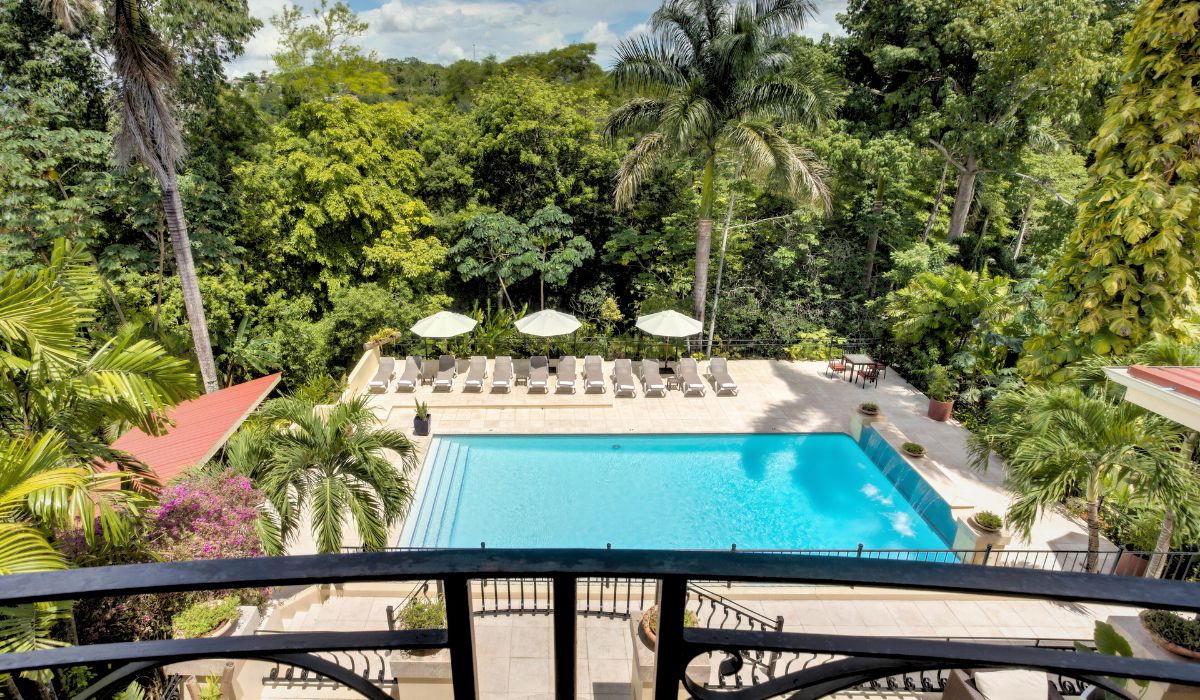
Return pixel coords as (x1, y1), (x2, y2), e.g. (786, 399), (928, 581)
(925, 365), (955, 422)
(172, 596), (241, 639)
(1139, 610), (1200, 660)
(395, 598), (447, 656)
(413, 400), (431, 436)
(970, 510), (1004, 534)
(639, 605), (699, 649)
(901, 442), (926, 458)
(858, 402), (880, 417)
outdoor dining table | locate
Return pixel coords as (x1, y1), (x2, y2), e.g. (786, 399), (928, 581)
(843, 353), (875, 383)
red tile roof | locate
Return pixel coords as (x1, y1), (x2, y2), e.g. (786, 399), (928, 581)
(109, 373), (281, 482)
(1127, 365), (1200, 401)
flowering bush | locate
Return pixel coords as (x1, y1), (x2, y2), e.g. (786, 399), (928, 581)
(149, 472), (265, 560)
(70, 470), (268, 644)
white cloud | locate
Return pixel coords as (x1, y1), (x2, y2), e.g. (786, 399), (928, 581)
(436, 38), (466, 60)
(226, 0), (848, 76)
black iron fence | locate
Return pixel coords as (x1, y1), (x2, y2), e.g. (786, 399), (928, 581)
(356, 544), (1200, 581)
(1, 549), (1197, 700)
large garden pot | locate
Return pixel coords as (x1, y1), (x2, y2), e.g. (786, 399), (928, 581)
(927, 399), (954, 422)
(1115, 545), (1150, 577)
(414, 415), (432, 436)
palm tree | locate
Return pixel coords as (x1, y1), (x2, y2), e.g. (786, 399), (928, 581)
(42, 0), (221, 393)
(968, 386), (1175, 572)
(606, 0), (831, 323)
(228, 396), (418, 554)
(0, 241), (199, 491)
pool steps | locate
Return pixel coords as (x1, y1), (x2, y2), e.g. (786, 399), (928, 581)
(403, 438), (470, 547)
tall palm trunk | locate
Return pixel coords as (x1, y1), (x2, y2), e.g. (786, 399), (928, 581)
(1146, 508), (1175, 579)
(693, 156), (716, 323)
(705, 163), (742, 356)
(863, 178), (883, 293)
(947, 156), (979, 242)
(161, 170), (219, 393)
(1012, 194), (1035, 261)
(1085, 497), (1101, 573)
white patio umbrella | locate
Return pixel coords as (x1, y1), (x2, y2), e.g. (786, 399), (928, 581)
(635, 310), (703, 337)
(515, 309), (581, 337)
(410, 311), (477, 338)
(635, 310), (703, 364)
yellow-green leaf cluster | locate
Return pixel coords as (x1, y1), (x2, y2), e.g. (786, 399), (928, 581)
(1024, 0), (1200, 378)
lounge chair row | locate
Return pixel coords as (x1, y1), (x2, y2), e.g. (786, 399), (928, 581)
(367, 355), (739, 396)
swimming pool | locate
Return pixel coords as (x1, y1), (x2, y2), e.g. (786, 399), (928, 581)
(398, 431), (956, 550)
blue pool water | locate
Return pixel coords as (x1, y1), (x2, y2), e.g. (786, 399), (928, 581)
(399, 431), (956, 550)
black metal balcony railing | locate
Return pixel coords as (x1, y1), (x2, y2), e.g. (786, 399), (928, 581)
(1, 549), (1198, 700)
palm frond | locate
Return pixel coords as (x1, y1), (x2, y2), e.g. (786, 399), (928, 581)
(604, 98), (670, 140)
(39, 0), (95, 32)
(723, 121), (830, 212)
(752, 0), (816, 36)
(0, 526), (65, 575)
(611, 34), (692, 92)
(0, 271), (80, 373)
(109, 0), (183, 179)
(615, 132), (670, 210)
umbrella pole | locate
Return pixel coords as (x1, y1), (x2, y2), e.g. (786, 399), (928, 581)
(636, 335), (642, 360)
(573, 330), (578, 357)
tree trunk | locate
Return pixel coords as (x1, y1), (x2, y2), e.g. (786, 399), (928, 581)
(1146, 508), (1175, 579)
(922, 161), (948, 243)
(692, 157), (716, 324)
(160, 175), (219, 393)
(863, 183), (883, 292)
(705, 164), (742, 356)
(947, 156), (979, 242)
(1085, 498), (1101, 573)
(1013, 195), (1034, 261)
(5, 676), (26, 700)
(539, 277), (545, 311)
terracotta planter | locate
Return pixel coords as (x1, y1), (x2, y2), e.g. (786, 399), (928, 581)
(639, 609), (659, 648)
(1140, 611), (1200, 660)
(204, 614), (237, 639)
(413, 414), (431, 436)
(927, 399), (954, 422)
(1115, 546), (1150, 577)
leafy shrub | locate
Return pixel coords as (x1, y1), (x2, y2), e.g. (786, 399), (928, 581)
(859, 402), (879, 415)
(172, 596), (240, 639)
(902, 442), (926, 456)
(1142, 611), (1200, 652)
(291, 373), (342, 404)
(925, 365), (954, 402)
(396, 598), (446, 629)
(974, 511), (1003, 531)
(643, 605), (699, 634)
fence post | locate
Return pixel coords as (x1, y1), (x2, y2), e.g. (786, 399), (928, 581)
(1109, 551), (1123, 576)
(856, 543), (864, 558)
(444, 576), (478, 700)
(551, 574), (577, 699)
(386, 605), (395, 631)
(982, 545), (993, 566)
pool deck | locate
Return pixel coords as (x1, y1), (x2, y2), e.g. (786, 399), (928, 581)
(346, 359), (1103, 555)
(268, 359), (1139, 700)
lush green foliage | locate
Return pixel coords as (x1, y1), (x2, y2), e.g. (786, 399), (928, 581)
(1025, 0), (1200, 377)
(973, 511), (1003, 531)
(396, 598), (446, 629)
(171, 595), (240, 639)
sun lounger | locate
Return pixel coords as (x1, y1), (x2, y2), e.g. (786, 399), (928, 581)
(705, 357), (738, 395)
(528, 355), (550, 392)
(678, 358), (706, 396)
(556, 356), (577, 393)
(367, 356), (395, 393)
(432, 354), (456, 390)
(463, 355), (487, 391)
(395, 356), (421, 392)
(611, 358), (636, 397)
(640, 360), (666, 396)
(584, 355), (605, 393)
(492, 356), (514, 392)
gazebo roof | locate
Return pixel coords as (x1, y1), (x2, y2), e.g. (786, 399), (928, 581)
(109, 373), (281, 482)
(1103, 365), (1200, 431)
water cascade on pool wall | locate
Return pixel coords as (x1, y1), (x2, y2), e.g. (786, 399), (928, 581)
(856, 428), (957, 546)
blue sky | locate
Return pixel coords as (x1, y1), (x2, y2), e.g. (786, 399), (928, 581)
(229, 0), (847, 75)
